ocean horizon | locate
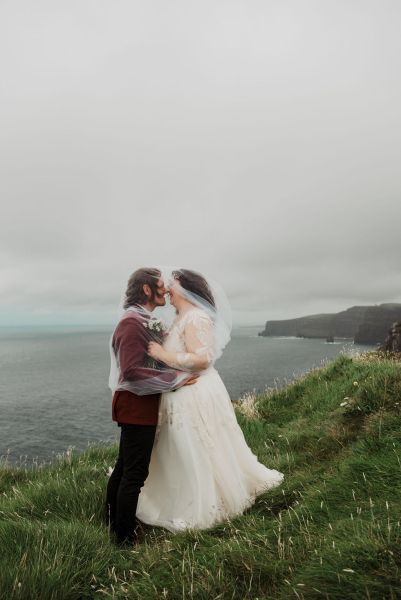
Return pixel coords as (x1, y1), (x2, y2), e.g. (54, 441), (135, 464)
(0, 325), (374, 465)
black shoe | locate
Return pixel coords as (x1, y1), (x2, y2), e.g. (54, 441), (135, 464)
(114, 534), (139, 548)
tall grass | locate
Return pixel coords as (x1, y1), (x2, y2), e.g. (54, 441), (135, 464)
(1, 353), (401, 599)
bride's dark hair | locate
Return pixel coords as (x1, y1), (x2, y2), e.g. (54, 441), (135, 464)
(172, 269), (215, 308)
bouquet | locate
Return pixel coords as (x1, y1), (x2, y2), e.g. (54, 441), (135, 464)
(143, 318), (167, 369)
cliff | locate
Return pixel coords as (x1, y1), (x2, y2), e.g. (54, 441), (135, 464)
(380, 320), (401, 352)
(355, 304), (401, 343)
(1, 353), (400, 599)
(259, 303), (401, 344)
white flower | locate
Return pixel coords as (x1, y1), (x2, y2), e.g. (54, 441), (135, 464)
(340, 401), (348, 407)
(143, 318), (165, 334)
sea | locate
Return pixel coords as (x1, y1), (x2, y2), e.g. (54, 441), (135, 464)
(0, 326), (374, 465)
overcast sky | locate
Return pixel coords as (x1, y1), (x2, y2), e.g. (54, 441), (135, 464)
(1, 0), (400, 327)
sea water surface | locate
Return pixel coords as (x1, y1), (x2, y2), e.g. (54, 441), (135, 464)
(0, 326), (373, 464)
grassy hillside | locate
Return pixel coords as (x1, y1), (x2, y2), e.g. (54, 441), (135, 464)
(1, 353), (401, 599)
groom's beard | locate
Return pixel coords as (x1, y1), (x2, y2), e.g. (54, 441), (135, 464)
(153, 290), (166, 305)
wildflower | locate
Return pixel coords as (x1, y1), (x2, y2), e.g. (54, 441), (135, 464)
(353, 381), (359, 387)
(340, 401), (348, 407)
(236, 391), (259, 419)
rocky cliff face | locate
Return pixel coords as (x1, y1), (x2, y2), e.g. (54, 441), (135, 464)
(259, 304), (401, 345)
(332, 306), (370, 337)
(379, 321), (401, 352)
(354, 305), (401, 344)
(260, 313), (335, 338)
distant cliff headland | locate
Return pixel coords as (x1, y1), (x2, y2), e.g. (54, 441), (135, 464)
(259, 303), (401, 344)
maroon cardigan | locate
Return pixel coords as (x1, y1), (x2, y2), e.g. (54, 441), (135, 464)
(111, 311), (179, 425)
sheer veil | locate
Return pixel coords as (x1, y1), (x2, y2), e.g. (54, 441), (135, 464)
(108, 267), (232, 396)
(162, 267), (232, 361)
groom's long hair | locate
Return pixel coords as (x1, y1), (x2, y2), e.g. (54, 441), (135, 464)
(123, 268), (161, 308)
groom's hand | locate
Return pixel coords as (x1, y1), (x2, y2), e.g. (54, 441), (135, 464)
(184, 374), (199, 386)
(171, 373), (198, 392)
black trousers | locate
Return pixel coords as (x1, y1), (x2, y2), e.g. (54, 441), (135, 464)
(105, 423), (156, 544)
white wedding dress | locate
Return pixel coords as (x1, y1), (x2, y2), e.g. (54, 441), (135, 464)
(136, 308), (284, 532)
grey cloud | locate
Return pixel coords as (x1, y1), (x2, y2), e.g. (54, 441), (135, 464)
(0, 0), (400, 325)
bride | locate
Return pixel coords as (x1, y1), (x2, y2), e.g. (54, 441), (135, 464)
(135, 269), (283, 532)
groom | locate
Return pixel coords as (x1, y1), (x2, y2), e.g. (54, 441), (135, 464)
(106, 267), (194, 546)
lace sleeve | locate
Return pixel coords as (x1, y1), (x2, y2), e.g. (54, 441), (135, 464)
(175, 311), (215, 370)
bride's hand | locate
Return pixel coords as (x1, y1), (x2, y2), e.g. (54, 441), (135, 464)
(148, 341), (165, 361)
